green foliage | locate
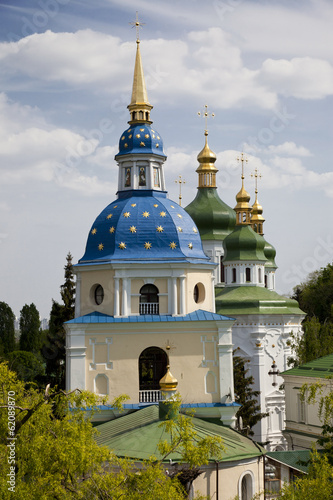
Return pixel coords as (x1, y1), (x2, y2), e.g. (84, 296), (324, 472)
(43, 252), (75, 389)
(6, 350), (45, 382)
(18, 303), (41, 353)
(233, 353), (268, 435)
(0, 365), (214, 499)
(0, 301), (16, 354)
(278, 449), (333, 500)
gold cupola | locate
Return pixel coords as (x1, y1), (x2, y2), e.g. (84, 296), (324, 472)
(159, 365), (178, 392)
(127, 32), (153, 125)
(250, 168), (265, 235)
(234, 153), (252, 225)
(196, 130), (218, 188)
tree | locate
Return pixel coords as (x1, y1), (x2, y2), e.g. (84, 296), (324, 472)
(0, 363), (219, 499)
(0, 302), (16, 355)
(233, 352), (268, 436)
(19, 303), (41, 353)
(6, 351), (45, 382)
(43, 252), (75, 388)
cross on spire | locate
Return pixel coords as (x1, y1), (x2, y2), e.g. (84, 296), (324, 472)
(198, 104), (215, 135)
(251, 167), (262, 195)
(175, 175), (186, 206)
(129, 11), (145, 43)
(236, 152), (248, 180)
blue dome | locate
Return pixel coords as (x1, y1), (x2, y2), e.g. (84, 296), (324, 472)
(116, 124), (166, 157)
(79, 192), (210, 264)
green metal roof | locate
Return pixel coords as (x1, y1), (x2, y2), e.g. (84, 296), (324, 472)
(266, 450), (315, 474)
(264, 239), (277, 269)
(185, 187), (236, 241)
(223, 225), (267, 263)
(95, 405), (264, 463)
(282, 353), (333, 378)
(215, 286), (304, 316)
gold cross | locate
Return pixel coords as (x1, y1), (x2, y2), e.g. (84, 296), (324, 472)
(251, 167), (262, 194)
(129, 11), (145, 42)
(175, 175), (186, 206)
(198, 104), (215, 134)
(236, 152), (248, 180)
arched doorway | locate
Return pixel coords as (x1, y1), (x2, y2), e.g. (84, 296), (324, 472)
(139, 284), (159, 315)
(139, 347), (168, 402)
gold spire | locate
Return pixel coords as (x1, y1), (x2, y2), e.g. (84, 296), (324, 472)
(159, 365), (178, 391)
(175, 175), (186, 206)
(234, 153), (252, 225)
(251, 168), (265, 235)
(127, 13), (153, 125)
(196, 105), (218, 188)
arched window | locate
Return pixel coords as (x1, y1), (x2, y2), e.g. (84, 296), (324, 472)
(265, 274), (268, 288)
(220, 256), (225, 283)
(245, 267), (251, 282)
(232, 268), (237, 283)
(258, 267), (262, 283)
(139, 346), (168, 392)
(239, 473), (253, 500)
(140, 284), (159, 315)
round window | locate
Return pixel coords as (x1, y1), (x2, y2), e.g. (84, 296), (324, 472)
(193, 282), (205, 304)
(94, 285), (104, 305)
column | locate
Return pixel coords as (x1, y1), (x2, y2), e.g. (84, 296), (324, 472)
(171, 277), (177, 316)
(122, 278), (128, 316)
(114, 277), (120, 317)
(74, 272), (81, 318)
(179, 276), (185, 316)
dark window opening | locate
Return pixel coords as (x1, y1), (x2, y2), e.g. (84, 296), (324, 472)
(232, 268), (237, 283)
(140, 284), (159, 315)
(245, 267), (251, 282)
(139, 347), (168, 391)
(94, 285), (104, 305)
(220, 257), (225, 282)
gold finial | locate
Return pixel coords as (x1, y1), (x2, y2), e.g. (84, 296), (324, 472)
(250, 167), (265, 235)
(175, 175), (186, 206)
(129, 11), (145, 43)
(198, 104), (215, 135)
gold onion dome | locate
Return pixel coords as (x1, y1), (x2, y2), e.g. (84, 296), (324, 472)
(251, 193), (265, 235)
(196, 131), (218, 188)
(159, 365), (178, 391)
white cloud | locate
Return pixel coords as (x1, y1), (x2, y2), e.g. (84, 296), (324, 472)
(266, 142), (312, 157)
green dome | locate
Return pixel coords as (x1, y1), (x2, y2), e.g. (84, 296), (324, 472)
(264, 239), (277, 269)
(185, 188), (236, 241)
(223, 225), (267, 262)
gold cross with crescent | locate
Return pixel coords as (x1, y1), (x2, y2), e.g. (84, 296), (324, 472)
(236, 152), (248, 180)
(251, 167), (262, 194)
(129, 11), (145, 42)
(198, 104), (215, 134)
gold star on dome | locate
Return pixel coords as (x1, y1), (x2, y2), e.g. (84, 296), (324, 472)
(156, 226), (164, 232)
(127, 128), (132, 132)
(144, 242), (152, 250)
(142, 211), (150, 218)
(177, 214), (183, 218)
(157, 136), (160, 140)
(188, 243), (193, 249)
(128, 134), (132, 139)
(160, 211), (166, 217)
(152, 134), (156, 138)
(91, 228), (97, 235)
(170, 205), (175, 208)
(177, 227), (183, 232)
(193, 227), (198, 233)
(121, 136), (125, 141)
(107, 214), (113, 219)
(123, 212), (130, 218)
(153, 204), (158, 208)
(136, 133), (140, 138)
(145, 134), (149, 138)
(151, 129), (155, 133)
(131, 203), (136, 207)
(156, 144), (159, 148)
(140, 141), (145, 147)
(113, 205), (118, 208)
(124, 143), (128, 148)
(169, 242), (177, 250)
(119, 242), (126, 250)
(140, 128), (144, 132)
(98, 243), (104, 251)
(129, 226), (136, 233)
(109, 226), (115, 233)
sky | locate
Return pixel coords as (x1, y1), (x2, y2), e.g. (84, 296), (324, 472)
(0, 0), (332, 319)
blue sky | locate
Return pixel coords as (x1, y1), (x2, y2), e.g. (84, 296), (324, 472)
(0, 0), (332, 318)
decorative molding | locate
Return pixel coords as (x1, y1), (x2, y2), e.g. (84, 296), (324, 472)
(89, 337), (113, 370)
(201, 335), (218, 367)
